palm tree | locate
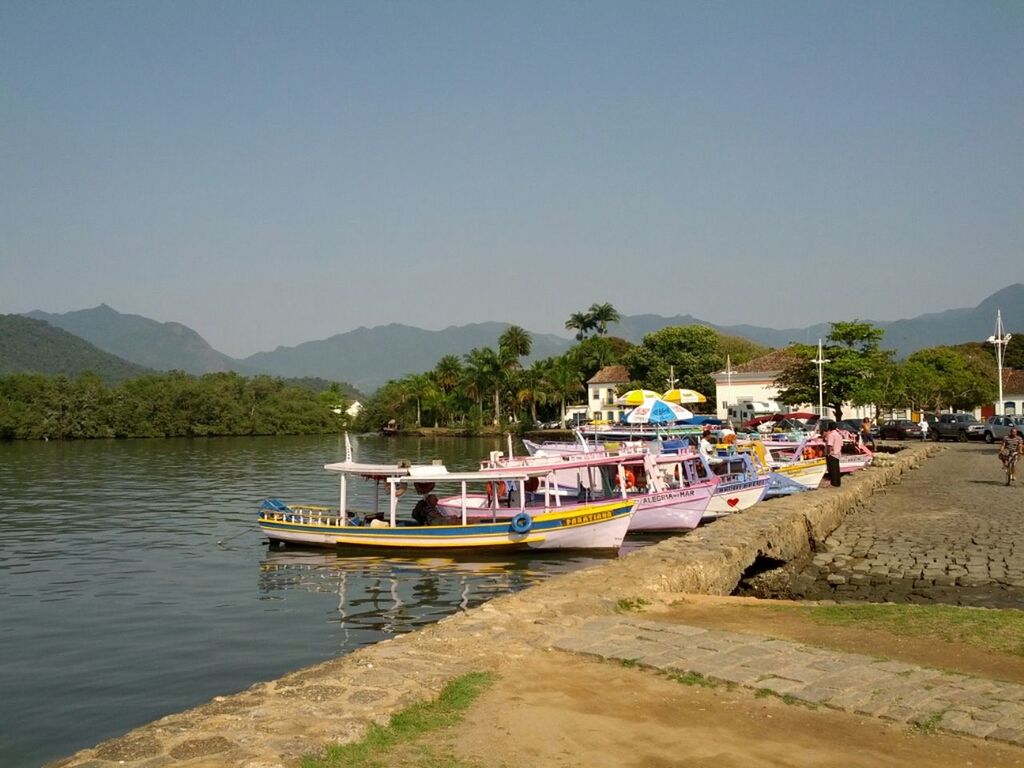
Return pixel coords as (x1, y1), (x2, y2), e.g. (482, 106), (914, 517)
(463, 347), (503, 425)
(433, 354), (463, 394)
(565, 311), (594, 342)
(588, 302), (620, 336)
(398, 373), (435, 427)
(499, 325), (532, 364)
(517, 362), (551, 425)
(544, 357), (584, 427)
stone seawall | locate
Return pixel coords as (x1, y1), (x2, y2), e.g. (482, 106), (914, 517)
(52, 444), (941, 768)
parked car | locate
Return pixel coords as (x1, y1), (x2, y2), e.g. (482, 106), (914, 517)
(835, 418), (879, 437)
(878, 419), (923, 440)
(931, 413), (986, 442)
(982, 415), (1024, 444)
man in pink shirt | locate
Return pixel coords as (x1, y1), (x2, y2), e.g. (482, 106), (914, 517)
(824, 422), (844, 487)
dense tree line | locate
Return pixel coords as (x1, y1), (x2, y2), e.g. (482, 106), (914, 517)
(358, 308), (1012, 433)
(775, 322), (1000, 420)
(354, 307), (770, 433)
(0, 371), (347, 440)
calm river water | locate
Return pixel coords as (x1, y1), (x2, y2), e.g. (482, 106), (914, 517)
(0, 434), (625, 768)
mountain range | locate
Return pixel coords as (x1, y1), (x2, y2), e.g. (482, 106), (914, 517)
(10, 283), (1024, 392)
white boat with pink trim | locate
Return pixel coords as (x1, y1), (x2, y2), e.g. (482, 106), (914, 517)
(435, 448), (717, 533)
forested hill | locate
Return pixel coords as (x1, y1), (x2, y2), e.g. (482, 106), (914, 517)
(0, 314), (151, 383)
(25, 304), (250, 376)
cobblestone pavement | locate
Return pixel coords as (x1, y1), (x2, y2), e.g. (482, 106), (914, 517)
(792, 443), (1024, 606)
(556, 615), (1024, 746)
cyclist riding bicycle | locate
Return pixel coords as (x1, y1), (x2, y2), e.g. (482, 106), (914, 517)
(999, 426), (1024, 484)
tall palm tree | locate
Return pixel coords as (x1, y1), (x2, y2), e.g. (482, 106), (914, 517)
(433, 354), (463, 394)
(518, 362), (551, 425)
(499, 325), (532, 364)
(398, 373), (435, 427)
(565, 311), (594, 342)
(544, 357), (584, 427)
(588, 302), (621, 336)
(463, 347), (503, 425)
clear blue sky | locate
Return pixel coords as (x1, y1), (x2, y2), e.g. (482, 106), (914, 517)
(2, 1), (1021, 357)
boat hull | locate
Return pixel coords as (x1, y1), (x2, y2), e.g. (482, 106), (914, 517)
(704, 478), (769, 518)
(770, 459), (827, 489)
(437, 485), (711, 533)
(259, 499), (635, 551)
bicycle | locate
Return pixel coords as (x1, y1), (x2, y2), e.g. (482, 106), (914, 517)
(1004, 451), (1021, 486)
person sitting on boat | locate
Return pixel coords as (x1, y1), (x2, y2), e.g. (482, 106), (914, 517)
(699, 429), (723, 465)
(411, 493), (443, 525)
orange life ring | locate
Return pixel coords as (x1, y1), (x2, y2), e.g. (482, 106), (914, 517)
(414, 482), (435, 494)
(485, 481), (508, 499)
(624, 469), (636, 488)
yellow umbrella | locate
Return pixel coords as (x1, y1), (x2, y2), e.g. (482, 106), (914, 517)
(663, 388), (707, 404)
(616, 389), (660, 406)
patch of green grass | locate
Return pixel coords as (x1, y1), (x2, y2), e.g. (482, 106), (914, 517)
(620, 657), (641, 668)
(912, 709), (947, 735)
(615, 596), (650, 613)
(805, 603), (1024, 656)
(664, 670), (717, 688)
(753, 687), (816, 709)
(301, 671), (497, 768)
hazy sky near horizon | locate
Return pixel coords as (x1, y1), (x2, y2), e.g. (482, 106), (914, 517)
(2, 1), (1022, 358)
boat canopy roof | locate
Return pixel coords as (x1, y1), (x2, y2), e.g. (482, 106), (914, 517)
(396, 467), (534, 483)
(323, 461), (411, 477)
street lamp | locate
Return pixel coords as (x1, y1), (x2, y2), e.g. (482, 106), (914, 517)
(811, 339), (830, 419)
(987, 310), (1012, 416)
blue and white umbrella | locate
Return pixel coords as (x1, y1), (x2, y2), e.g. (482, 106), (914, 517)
(625, 396), (692, 424)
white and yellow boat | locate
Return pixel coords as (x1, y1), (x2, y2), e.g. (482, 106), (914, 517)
(258, 438), (635, 552)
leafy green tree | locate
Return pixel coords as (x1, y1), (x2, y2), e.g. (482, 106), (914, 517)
(775, 322), (892, 421)
(568, 336), (631, 383)
(905, 346), (996, 413)
(621, 325), (721, 400)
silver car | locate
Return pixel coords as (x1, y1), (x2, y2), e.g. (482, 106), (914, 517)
(983, 415), (1024, 444)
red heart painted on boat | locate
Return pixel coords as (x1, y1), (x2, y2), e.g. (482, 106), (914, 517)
(726, 498), (740, 507)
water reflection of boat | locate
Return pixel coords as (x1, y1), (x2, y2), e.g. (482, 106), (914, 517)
(258, 548), (612, 637)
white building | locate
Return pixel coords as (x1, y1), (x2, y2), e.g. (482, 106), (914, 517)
(585, 365), (631, 423)
(714, 348), (873, 422)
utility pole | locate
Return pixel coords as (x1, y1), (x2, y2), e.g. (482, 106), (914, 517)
(811, 339), (830, 419)
(987, 310), (1012, 416)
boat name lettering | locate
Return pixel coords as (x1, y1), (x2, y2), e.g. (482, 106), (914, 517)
(719, 481), (762, 491)
(561, 510), (614, 527)
(646, 490), (695, 504)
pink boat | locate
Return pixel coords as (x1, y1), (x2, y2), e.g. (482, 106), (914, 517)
(435, 449), (717, 533)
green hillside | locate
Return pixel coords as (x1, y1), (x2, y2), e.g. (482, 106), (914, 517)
(0, 314), (151, 383)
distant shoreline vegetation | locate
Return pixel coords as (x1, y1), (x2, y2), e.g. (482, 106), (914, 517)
(0, 371), (352, 440)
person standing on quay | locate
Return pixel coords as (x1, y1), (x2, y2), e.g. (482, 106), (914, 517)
(860, 417), (876, 451)
(919, 414), (929, 441)
(824, 422), (844, 487)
